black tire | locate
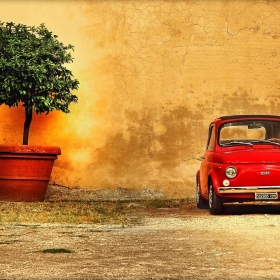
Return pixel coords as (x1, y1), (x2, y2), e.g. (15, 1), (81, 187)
(209, 182), (223, 215)
(196, 179), (208, 209)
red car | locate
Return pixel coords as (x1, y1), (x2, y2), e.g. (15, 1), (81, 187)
(196, 115), (280, 214)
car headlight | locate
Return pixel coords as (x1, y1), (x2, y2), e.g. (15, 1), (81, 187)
(225, 166), (237, 178)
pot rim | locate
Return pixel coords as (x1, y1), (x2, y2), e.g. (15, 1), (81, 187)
(0, 145), (61, 155)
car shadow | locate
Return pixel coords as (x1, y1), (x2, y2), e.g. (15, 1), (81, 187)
(223, 203), (280, 215)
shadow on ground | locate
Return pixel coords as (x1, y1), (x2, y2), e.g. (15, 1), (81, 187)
(223, 203), (280, 215)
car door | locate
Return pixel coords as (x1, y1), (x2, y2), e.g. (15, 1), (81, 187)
(199, 123), (215, 198)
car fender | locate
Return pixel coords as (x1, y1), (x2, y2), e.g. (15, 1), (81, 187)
(197, 170), (209, 200)
(208, 169), (221, 194)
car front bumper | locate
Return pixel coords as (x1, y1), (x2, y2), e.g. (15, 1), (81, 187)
(218, 186), (280, 193)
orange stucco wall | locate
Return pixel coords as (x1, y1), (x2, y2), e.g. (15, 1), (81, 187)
(0, 0), (280, 198)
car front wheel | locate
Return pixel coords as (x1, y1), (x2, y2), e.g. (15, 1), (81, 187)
(209, 182), (223, 215)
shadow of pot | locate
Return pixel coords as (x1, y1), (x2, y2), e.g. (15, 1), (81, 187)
(0, 145), (61, 202)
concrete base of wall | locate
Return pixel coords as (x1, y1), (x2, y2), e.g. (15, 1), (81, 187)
(45, 184), (168, 201)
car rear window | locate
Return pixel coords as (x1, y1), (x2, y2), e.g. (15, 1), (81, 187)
(219, 120), (280, 145)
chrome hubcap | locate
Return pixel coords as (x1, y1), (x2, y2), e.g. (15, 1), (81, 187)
(209, 185), (213, 208)
(196, 183), (199, 203)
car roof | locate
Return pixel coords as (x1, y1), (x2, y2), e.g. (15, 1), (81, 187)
(216, 115), (280, 121)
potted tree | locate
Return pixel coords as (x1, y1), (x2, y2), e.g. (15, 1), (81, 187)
(0, 22), (79, 202)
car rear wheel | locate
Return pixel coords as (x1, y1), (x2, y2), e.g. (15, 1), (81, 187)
(209, 182), (223, 215)
(196, 180), (208, 209)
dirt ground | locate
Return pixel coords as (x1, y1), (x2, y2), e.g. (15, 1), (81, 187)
(1, 200), (280, 280)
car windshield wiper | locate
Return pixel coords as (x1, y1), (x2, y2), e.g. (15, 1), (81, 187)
(249, 140), (280, 146)
(220, 141), (253, 147)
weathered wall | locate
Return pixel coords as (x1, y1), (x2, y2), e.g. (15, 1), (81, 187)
(0, 0), (280, 198)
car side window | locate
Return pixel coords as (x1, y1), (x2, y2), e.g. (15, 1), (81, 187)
(207, 125), (215, 150)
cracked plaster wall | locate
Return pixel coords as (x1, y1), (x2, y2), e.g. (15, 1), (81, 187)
(0, 0), (280, 198)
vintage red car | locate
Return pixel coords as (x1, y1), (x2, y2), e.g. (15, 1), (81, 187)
(196, 115), (280, 214)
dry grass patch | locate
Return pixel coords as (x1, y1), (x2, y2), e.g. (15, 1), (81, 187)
(0, 201), (129, 224)
(0, 199), (186, 224)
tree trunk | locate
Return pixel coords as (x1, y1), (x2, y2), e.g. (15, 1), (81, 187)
(22, 107), (32, 145)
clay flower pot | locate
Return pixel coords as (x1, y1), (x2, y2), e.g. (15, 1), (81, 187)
(0, 145), (61, 202)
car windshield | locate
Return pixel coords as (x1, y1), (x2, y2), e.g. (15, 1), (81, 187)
(219, 120), (280, 146)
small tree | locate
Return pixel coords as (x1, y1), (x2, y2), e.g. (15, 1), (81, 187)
(0, 22), (79, 145)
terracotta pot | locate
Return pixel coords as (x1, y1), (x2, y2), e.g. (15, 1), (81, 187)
(0, 145), (61, 202)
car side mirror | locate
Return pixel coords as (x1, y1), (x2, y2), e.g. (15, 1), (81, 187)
(198, 156), (205, 161)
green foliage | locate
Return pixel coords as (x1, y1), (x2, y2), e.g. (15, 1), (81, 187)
(42, 248), (73, 254)
(0, 21), (79, 114)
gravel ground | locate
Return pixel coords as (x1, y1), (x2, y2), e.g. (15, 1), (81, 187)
(1, 202), (280, 279)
